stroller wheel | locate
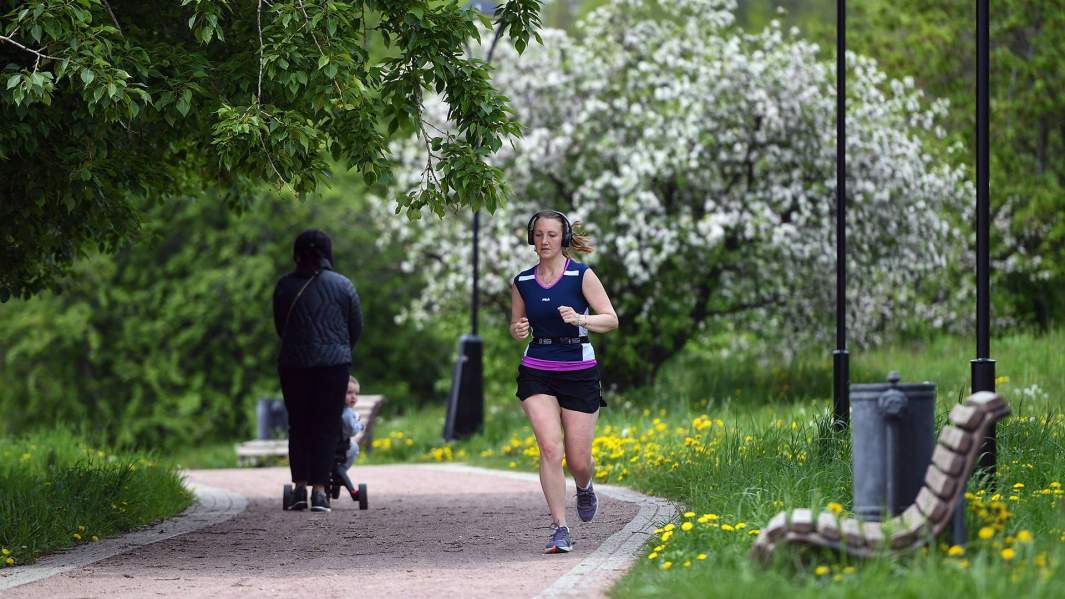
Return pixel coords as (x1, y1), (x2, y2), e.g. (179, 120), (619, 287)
(358, 483), (368, 510)
(282, 484), (294, 511)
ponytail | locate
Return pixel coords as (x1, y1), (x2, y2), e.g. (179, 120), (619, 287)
(563, 221), (594, 257)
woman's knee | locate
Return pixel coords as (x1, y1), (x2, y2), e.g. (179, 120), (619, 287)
(540, 439), (566, 465)
(565, 450), (593, 474)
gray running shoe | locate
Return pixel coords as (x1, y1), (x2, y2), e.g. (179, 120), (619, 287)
(544, 525), (573, 554)
(576, 483), (598, 522)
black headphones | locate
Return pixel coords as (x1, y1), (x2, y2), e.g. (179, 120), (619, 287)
(527, 210), (573, 247)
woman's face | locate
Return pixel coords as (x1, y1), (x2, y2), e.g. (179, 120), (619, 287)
(533, 217), (564, 260)
(346, 381), (359, 407)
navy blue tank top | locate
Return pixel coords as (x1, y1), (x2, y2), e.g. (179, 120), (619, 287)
(513, 259), (596, 371)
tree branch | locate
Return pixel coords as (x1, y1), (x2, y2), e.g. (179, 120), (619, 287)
(101, 0), (123, 34)
(256, 0), (264, 103)
(0, 33), (60, 62)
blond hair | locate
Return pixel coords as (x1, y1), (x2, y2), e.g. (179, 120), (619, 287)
(564, 220), (594, 257)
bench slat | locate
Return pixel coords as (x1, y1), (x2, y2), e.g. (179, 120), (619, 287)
(931, 445), (965, 476)
(949, 405), (981, 430)
(788, 509), (814, 533)
(938, 425), (973, 453)
(924, 464), (957, 499)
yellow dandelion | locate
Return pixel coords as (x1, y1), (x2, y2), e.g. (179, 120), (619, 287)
(1, 549), (8, 556)
(1017, 530), (1033, 543)
(72, 533), (81, 541)
(1051, 482), (1061, 489)
(5, 557), (13, 566)
(735, 522), (747, 529)
(661, 531), (673, 542)
(681, 522), (693, 531)
(948, 545), (965, 557)
(697, 553), (707, 560)
(648, 552), (658, 560)
(91, 535), (99, 542)
(814, 565), (830, 576)
(996, 375), (1009, 385)
(662, 561), (673, 570)
(1013, 483), (1025, 489)
(826, 502), (843, 515)
(683, 511), (695, 518)
(664, 523), (675, 532)
(654, 545), (665, 552)
(843, 566), (855, 574)
(833, 574), (843, 582)
(978, 527), (995, 540)
(957, 559), (970, 569)
(721, 524), (734, 532)
(1001, 548), (1016, 561)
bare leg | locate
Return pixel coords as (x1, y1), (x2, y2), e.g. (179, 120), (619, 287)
(561, 408), (599, 488)
(522, 394), (568, 527)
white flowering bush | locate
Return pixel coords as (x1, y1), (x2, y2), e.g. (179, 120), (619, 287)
(372, 0), (971, 386)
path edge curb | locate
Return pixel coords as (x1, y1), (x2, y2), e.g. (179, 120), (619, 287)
(0, 482), (247, 592)
(418, 463), (678, 598)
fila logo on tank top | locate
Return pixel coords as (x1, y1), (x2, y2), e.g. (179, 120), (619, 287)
(514, 259), (596, 371)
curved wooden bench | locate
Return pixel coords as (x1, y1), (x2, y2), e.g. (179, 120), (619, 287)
(750, 391), (1010, 562)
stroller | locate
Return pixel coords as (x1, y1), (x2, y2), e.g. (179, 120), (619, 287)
(282, 435), (368, 510)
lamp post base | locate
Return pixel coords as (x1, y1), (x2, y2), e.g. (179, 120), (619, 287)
(833, 350), (850, 429)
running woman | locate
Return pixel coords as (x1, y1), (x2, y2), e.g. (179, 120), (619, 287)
(510, 210), (619, 554)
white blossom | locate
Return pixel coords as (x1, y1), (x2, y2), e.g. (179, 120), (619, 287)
(370, 0), (970, 362)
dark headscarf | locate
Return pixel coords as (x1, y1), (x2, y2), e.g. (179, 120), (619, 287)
(293, 229), (334, 274)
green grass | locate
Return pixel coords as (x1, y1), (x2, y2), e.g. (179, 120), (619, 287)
(0, 429), (193, 568)
(360, 328), (1064, 597)
(171, 441), (240, 470)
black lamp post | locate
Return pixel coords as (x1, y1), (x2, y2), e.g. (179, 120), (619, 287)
(832, 0), (850, 429)
(972, 0), (996, 473)
(443, 210), (485, 440)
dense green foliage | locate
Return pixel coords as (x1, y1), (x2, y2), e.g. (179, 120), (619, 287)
(830, 0), (1065, 330)
(0, 173), (452, 448)
(1, 0), (541, 299)
(0, 428), (192, 567)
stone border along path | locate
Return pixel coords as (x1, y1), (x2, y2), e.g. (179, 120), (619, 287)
(1, 465), (677, 598)
(0, 483), (248, 592)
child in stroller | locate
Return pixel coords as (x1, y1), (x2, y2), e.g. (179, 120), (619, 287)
(332, 375), (368, 509)
(283, 375), (368, 510)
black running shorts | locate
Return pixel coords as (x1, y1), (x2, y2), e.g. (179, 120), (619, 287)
(516, 365), (606, 414)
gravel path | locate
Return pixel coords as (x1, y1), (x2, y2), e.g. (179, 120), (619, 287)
(2, 464), (674, 598)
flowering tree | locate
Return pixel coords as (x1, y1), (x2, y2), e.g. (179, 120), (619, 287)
(375, 0), (970, 387)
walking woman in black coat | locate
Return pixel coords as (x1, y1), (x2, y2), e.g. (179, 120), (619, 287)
(272, 229), (363, 512)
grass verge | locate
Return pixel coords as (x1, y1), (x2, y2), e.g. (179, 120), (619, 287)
(0, 429), (193, 568)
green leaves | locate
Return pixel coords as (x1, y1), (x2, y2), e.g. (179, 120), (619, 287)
(1, 0), (542, 298)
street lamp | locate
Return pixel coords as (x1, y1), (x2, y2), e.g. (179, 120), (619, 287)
(832, 0), (850, 429)
(971, 0), (996, 474)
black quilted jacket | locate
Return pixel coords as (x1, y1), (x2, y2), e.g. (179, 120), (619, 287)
(272, 268), (363, 368)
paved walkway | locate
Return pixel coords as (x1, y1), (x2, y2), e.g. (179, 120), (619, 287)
(1, 464), (675, 598)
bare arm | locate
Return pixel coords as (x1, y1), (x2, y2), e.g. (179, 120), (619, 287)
(509, 281), (530, 340)
(558, 268), (619, 333)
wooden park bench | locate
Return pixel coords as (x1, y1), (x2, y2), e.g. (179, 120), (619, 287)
(749, 391), (1010, 562)
(236, 394), (387, 467)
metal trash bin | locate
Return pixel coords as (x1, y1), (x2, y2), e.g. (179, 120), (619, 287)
(256, 397), (289, 440)
(851, 372), (935, 521)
